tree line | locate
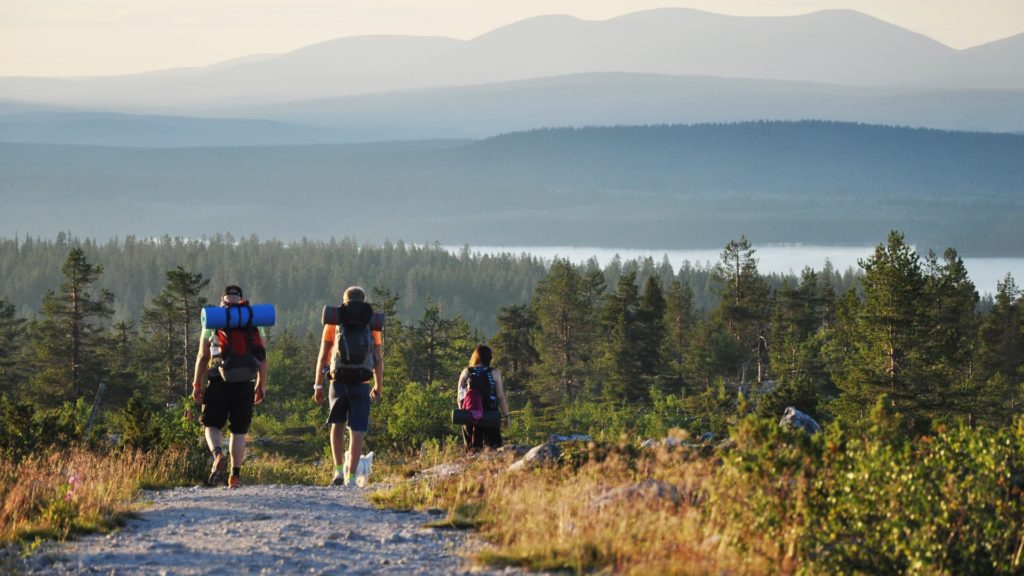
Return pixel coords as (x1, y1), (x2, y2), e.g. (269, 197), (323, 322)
(3, 231), (1018, 440)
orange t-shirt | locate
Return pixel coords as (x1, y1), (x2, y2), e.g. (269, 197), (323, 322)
(322, 324), (383, 351)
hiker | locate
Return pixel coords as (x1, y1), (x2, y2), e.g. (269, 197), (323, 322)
(457, 345), (511, 451)
(313, 286), (384, 486)
(191, 285), (268, 489)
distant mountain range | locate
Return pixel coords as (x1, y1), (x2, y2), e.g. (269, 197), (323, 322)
(2, 73), (1022, 146)
(1, 122), (1021, 255)
(0, 8), (1020, 146)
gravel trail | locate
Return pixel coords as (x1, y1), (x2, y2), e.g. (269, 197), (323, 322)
(20, 484), (520, 575)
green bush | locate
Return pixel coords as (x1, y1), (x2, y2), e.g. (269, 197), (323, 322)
(0, 398), (97, 462)
(378, 380), (456, 451)
(711, 411), (1024, 574)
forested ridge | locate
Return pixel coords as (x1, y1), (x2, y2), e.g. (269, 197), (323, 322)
(3, 121), (1022, 254)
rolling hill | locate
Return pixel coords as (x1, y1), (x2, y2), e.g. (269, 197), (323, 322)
(1, 121), (1020, 255)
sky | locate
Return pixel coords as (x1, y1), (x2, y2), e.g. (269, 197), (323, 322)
(2, 0), (1022, 78)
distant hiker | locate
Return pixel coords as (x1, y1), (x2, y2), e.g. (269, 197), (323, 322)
(313, 286), (384, 487)
(457, 345), (511, 451)
(191, 285), (268, 489)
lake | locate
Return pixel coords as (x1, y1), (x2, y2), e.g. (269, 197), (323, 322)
(448, 245), (1023, 296)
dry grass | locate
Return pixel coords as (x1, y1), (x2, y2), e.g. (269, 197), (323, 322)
(372, 445), (786, 575)
(0, 446), (194, 546)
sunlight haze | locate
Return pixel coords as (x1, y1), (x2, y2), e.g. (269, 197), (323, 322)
(1, 0), (1021, 77)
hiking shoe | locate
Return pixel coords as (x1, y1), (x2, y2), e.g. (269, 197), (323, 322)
(208, 453), (228, 486)
(227, 475), (241, 489)
(331, 473), (346, 487)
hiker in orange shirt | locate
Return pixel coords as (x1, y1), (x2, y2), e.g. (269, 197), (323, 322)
(313, 286), (383, 486)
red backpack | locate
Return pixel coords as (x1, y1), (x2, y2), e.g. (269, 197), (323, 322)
(215, 302), (261, 382)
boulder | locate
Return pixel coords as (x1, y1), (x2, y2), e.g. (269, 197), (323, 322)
(416, 462), (465, 481)
(779, 406), (822, 435)
(588, 480), (681, 509)
(495, 444), (531, 457)
(507, 443), (562, 472)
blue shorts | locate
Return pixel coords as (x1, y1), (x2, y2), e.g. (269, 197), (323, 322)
(327, 381), (371, 432)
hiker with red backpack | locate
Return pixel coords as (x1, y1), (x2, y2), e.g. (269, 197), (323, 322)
(313, 286), (384, 487)
(457, 345), (510, 451)
(191, 285), (268, 489)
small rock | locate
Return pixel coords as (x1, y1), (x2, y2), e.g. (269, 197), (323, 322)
(416, 462), (465, 480)
(507, 443), (562, 472)
(779, 406), (822, 435)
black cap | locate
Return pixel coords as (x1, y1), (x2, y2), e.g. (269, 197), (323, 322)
(223, 285), (243, 297)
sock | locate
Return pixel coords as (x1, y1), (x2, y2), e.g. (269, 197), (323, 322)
(346, 473), (356, 484)
(232, 467), (240, 477)
(335, 465), (345, 476)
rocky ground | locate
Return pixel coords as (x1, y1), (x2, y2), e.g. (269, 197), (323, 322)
(12, 483), (525, 575)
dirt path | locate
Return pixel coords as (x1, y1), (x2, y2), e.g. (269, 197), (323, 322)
(20, 484), (521, 575)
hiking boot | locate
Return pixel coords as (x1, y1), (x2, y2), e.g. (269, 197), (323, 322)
(331, 473), (346, 487)
(227, 475), (241, 489)
(208, 453), (228, 486)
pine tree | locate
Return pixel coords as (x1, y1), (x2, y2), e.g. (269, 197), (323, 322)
(975, 274), (1023, 424)
(0, 297), (26, 395)
(832, 231), (944, 433)
(662, 280), (695, 391)
(400, 298), (472, 384)
(531, 259), (596, 404)
(637, 274), (667, 385)
(599, 270), (642, 402)
(141, 266), (209, 397)
(490, 304), (539, 383)
(711, 236), (770, 384)
(31, 248), (114, 403)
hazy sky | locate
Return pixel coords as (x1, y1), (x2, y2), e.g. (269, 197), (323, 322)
(2, 0), (1022, 77)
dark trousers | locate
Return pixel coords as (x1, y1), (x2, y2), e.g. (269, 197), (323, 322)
(463, 424), (502, 451)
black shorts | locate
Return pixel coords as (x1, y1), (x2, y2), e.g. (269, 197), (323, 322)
(200, 378), (255, 434)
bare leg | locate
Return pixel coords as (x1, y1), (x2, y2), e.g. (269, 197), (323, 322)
(204, 427), (223, 455)
(347, 430), (364, 475)
(230, 433), (246, 470)
(330, 424), (346, 466)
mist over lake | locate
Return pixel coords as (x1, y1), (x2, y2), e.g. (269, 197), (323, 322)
(451, 244), (1024, 296)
